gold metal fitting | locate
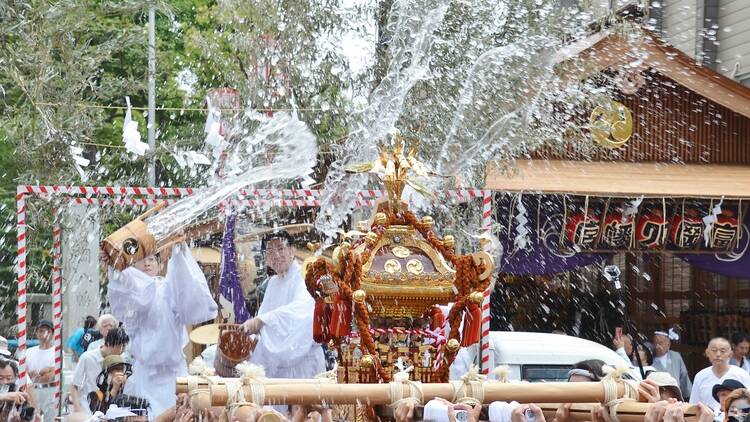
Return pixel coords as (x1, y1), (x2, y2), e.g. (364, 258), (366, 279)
(360, 355), (374, 367)
(352, 289), (367, 303)
(365, 232), (379, 245)
(374, 212), (387, 225)
(443, 235), (455, 248)
(422, 216), (434, 228)
(469, 291), (484, 304)
(446, 339), (460, 352)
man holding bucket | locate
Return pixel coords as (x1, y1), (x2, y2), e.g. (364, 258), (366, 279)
(105, 243), (218, 420)
(241, 229), (326, 380)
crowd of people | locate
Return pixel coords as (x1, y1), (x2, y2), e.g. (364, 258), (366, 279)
(1, 230), (749, 422)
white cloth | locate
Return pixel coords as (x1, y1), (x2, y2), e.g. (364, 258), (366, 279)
(654, 354), (669, 368)
(249, 261), (325, 379)
(71, 348), (104, 414)
(25, 346), (55, 377)
(689, 365), (750, 408)
(200, 345), (217, 369)
(488, 401), (520, 422)
(107, 243), (218, 420)
(87, 339), (103, 352)
(423, 399), (450, 422)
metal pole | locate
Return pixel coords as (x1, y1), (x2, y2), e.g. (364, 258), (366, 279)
(147, 6), (156, 186)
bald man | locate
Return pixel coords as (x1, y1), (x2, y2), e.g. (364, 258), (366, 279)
(689, 337), (750, 409)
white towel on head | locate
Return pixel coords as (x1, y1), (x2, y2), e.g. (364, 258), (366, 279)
(423, 399), (450, 422)
(489, 401), (520, 422)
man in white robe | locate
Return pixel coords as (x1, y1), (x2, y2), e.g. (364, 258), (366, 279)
(242, 232), (326, 380)
(106, 242), (218, 420)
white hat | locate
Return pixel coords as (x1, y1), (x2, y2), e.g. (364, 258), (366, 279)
(646, 371), (683, 401)
(0, 336), (11, 358)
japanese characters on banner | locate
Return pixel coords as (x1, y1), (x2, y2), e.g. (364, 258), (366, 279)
(560, 198), (742, 252)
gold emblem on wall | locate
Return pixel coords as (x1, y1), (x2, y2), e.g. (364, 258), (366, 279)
(384, 259), (402, 274)
(392, 246), (411, 258)
(590, 100), (633, 148)
(406, 259), (424, 275)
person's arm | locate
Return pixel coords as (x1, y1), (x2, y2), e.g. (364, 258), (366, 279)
(166, 242), (218, 326)
(69, 385), (82, 412)
(23, 382), (37, 408)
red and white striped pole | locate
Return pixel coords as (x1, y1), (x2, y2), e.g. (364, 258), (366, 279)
(16, 187), (28, 386)
(52, 211), (63, 416)
(480, 190), (495, 375)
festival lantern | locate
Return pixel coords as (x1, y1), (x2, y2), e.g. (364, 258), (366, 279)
(670, 209), (703, 249)
(636, 209), (668, 249)
(565, 209), (600, 247)
(710, 210), (739, 250)
(600, 213), (634, 248)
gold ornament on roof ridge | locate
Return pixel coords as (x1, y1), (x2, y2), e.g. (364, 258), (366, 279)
(345, 133), (435, 213)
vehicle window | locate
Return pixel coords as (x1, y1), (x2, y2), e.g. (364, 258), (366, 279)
(521, 365), (572, 382)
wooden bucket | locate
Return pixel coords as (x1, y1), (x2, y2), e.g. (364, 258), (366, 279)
(102, 202), (182, 271)
(214, 324), (253, 377)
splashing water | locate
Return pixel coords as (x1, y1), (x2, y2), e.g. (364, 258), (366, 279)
(315, 0), (451, 238)
(147, 111), (318, 241)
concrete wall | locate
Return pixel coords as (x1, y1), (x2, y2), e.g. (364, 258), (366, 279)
(662, 0), (698, 59)
(717, 0), (750, 83)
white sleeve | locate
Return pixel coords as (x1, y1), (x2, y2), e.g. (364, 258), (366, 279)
(615, 347), (631, 366)
(71, 355), (88, 388)
(254, 282), (316, 361)
(107, 266), (158, 331)
(688, 374), (700, 404)
(165, 243), (218, 325)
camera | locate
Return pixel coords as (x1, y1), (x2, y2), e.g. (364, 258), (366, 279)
(454, 409), (469, 422)
(18, 404), (35, 421)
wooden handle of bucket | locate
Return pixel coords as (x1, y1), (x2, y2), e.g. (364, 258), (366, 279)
(136, 201), (168, 222)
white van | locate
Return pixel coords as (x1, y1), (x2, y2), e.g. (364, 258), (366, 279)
(450, 331), (631, 382)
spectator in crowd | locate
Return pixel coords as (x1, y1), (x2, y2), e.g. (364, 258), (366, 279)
(730, 334), (750, 373)
(0, 358), (39, 421)
(88, 354), (132, 413)
(86, 314), (118, 352)
(70, 327), (129, 415)
(690, 337), (750, 409)
(66, 316), (96, 363)
(713, 379), (746, 421)
(0, 336), (13, 360)
(25, 320), (56, 422)
(652, 330), (692, 398)
(613, 332), (634, 365)
(639, 372), (683, 402)
(721, 388), (750, 422)
(567, 359), (606, 382)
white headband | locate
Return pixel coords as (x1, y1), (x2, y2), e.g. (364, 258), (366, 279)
(654, 328), (680, 341)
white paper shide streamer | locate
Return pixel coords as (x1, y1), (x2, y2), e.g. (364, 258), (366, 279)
(514, 195), (530, 251)
(702, 199), (723, 246)
(122, 96), (149, 156)
(204, 96), (226, 158)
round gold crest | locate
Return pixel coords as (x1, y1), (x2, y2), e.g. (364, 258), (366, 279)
(392, 246), (411, 258)
(406, 259), (424, 275)
(384, 259), (402, 274)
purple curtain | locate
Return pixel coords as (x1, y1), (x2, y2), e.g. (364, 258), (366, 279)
(680, 213), (750, 278)
(495, 194), (604, 276)
(219, 214), (251, 323)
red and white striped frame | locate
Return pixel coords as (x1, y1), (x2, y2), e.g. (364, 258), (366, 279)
(15, 184), (494, 407)
(52, 211), (63, 415)
(15, 187), (28, 386)
(480, 191), (495, 375)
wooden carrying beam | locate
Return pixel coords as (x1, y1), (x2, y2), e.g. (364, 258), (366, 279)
(176, 376), (335, 394)
(209, 382), (631, 407)
(537, 403), (699, 422)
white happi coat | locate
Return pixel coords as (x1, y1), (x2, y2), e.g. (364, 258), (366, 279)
(107, 243), (218, 420)
(250, 261), (326, 378)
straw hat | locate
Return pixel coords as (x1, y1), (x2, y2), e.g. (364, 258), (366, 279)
(646, 371), (683, 401)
